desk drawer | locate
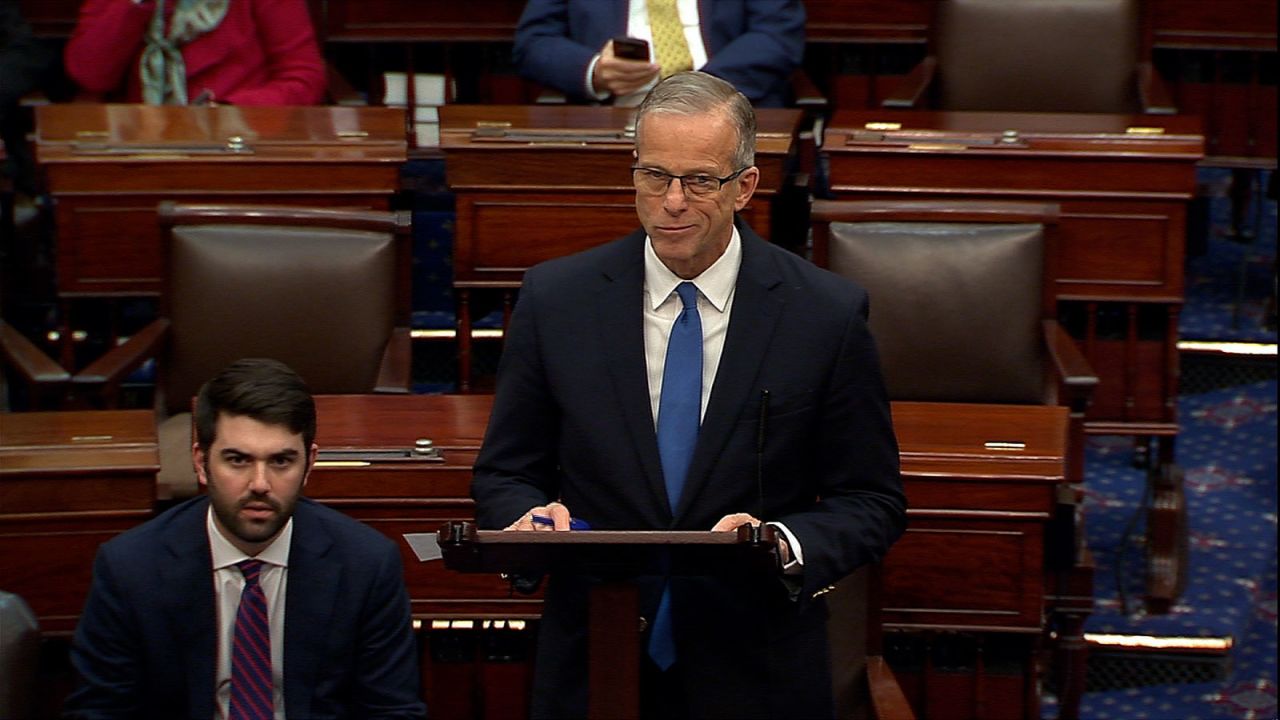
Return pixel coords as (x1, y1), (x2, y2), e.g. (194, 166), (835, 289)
(883, 518), (1045, 631)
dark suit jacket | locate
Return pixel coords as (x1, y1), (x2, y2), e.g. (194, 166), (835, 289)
(472, 221), (907, 718)
(64, 497), (426, 720)
(512, 0), (805, 106)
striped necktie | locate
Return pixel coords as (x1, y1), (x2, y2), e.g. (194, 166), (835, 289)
(648, 281), (702, 670)
(230, 559), (273, 720)
(647, 0), (694, 78)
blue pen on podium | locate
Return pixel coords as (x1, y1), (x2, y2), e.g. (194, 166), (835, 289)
(531, 515), (591, 530)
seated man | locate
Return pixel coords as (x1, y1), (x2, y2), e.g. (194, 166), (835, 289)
(513, 0), (804, 106)
(64, 0), (325, 105)
(65, 358), (426, 719)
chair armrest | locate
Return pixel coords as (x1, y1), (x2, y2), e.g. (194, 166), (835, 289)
(867, 656), (916, 720)
(1042, 319), (1098, 406)
(72, 319), (169, 405)
(0, 320), (68, 384)
(374, 326), (412, 393)
(326, 62), (367, 107)
(1137, 62), (1176, 115)
(790, 69), (828, 110)
(881, 57), (936, 109)
(19, 89), (51, 107)
(1042, 319), (1097, 486)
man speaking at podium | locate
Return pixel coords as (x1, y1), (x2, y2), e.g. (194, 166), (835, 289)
(472, 72), (906, 719)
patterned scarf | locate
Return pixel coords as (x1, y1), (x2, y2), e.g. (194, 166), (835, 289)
(140, 0), (230, 105)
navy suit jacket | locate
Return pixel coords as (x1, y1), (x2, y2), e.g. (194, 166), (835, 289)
(512, 0), (805, 106)
(472, 221), (907, 718)
(64, 497), (426, 720)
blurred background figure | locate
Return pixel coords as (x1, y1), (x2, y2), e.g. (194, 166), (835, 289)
(513, 0), (804, 107)
(63, 0), (325, 105)
(1, 1), (53, 194)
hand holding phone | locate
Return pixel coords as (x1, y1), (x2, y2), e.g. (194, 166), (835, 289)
(595, 37), (659, 97)
(611, 36), (650, 61)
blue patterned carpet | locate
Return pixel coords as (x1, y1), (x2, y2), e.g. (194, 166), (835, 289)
(1043, 169), (1277, 719)
(1180, 169), (1276, 345)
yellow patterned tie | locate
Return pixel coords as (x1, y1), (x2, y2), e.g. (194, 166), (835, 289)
(647, 0), (693, 78)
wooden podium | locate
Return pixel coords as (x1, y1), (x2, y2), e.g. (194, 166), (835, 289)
(437, 520), (780, 720)
(439, 105), (802, 390)
(34, 104), (407, 364)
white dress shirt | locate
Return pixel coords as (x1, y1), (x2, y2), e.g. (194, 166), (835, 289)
(208, 508), (292, 720)
(642, 228), (804, 568)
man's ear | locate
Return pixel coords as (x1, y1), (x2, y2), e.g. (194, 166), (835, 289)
(193, 443), (209, 488)
(302, 443), (318, 487)
(733, 166), (760, 212)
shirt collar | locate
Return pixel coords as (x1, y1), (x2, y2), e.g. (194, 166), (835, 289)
(644, 225), (741, 312)
(207, 504), (293, 571)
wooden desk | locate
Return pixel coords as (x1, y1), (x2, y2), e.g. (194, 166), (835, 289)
(309, 394), (1075, 636)
(0, 410), (157, 635)
(307, 394), (531, 620)
(309, 394), (1076, 719)
(889, 401), (1074, 719)
(4, 395), (1076, 717)
(439, 104), (802, 389)
(35, 104), (406, 299)
(889, 402), (1067, 633)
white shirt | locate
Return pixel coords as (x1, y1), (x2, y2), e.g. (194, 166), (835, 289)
(208, 508), (292, 720)
(642, 228), (804, 568)
(643, 226), (739, 425)
(584, 0), (711, 105)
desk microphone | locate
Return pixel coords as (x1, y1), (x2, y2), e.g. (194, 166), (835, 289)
(756, 389), (770, 520)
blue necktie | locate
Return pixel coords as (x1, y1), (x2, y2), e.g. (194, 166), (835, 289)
(230, 560), (273, 720)
(649, 281), (702, 670)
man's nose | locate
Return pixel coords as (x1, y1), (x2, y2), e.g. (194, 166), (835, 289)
(663, 176), (689, 211)
(248, 462), (271, 492)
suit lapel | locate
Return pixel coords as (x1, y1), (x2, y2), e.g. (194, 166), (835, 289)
(282, 500), (339, 715)
(677, 226), (785, 520)
(161, 499), (218, 719)
(597, 232), (672, 519)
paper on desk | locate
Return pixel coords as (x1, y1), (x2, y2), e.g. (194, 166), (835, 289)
(404, 533), (443, 562)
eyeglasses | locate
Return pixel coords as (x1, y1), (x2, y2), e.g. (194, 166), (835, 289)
(631, 166), (749, 198)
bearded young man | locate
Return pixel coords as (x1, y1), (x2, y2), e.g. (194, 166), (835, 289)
(65, 358), (426, 720)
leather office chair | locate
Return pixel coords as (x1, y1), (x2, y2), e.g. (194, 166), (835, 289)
(72, 202), (413, 499)
(883, 0), (1174, 114)
(0, 590), (40, 720)
(810, 199), (1098, 719)
(827, 564), (915, 720)
(810, 200), (1096, 485)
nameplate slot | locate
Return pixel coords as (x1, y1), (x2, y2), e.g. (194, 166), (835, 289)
(316, 448), (445, 463)
(846, 131), (1022, 149)
(471, 128), (632, 145)
(71, 142), (255, 156)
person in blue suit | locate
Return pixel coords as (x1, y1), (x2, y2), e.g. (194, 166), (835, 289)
(64, 358), (426, 720)
(472, 72), (906, 719)
(513, 0), (805, 106)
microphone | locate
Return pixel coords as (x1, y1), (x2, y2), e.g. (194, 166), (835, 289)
(756, 389), (770, 520)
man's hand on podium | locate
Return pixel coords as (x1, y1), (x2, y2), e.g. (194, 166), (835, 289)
(711, 513), (793, 568)
(506, 501), (573, 531)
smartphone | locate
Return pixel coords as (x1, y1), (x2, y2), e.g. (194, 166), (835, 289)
(611, 36), (650, 61)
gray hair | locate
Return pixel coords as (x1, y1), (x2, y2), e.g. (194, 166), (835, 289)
(635, 71), (756, 169)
